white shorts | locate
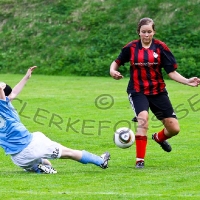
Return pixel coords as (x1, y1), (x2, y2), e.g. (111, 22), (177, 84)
(11, 132), (62, 170)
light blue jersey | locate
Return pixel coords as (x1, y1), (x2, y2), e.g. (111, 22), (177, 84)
(0, 97), (33, 154)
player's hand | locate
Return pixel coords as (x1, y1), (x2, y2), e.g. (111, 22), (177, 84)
(187, 77), (200, 87)
(110, 70), (124, 80)
(0, 82), (6, 90)
(26, 66), (37, 79)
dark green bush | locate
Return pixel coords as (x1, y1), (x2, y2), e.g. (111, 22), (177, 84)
(0, 0), (200, 77)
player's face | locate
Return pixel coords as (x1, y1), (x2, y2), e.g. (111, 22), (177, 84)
(139, 24), (155, 47)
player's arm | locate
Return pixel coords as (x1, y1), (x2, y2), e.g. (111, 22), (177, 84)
(110, 46), (131, 80)
(9, 66), (37, 100)
(110, 61), (123, 80)
(168, 71), (200, 87)
(0, 82), (6, 100)
(161, 44), (200, 87)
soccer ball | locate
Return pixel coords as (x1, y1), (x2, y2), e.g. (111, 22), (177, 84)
(113, 127), (135, 149)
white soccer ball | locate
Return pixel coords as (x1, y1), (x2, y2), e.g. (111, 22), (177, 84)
(114, 127), (135, 149)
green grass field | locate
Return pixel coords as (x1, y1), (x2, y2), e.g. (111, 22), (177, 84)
(0, 73), (200, 200)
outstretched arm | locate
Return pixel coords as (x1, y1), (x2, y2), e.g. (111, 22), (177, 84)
(168, 71), (200, 87)
(9, 66), (37, 100)
(0, 82), (6, 100)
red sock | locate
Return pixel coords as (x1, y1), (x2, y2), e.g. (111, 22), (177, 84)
(155, 129), (170, 142)
(135, 135), (147, 161)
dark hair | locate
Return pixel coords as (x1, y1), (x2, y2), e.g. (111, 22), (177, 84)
(4, 84), (12, 96)
(137, 18), (155, 35)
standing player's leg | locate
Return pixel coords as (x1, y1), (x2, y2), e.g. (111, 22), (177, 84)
(134, 111), (148, 168)
(128, 93), (149, 168)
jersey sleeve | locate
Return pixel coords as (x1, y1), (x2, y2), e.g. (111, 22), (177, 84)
(115, 47), (130, 66)
(160, 43), (178, 74)
(0, 98), (10, 117)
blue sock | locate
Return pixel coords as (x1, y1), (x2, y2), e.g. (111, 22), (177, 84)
(79, 150), (103, 166)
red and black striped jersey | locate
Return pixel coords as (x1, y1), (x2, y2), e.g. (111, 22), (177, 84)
(115, 39), (177, 95)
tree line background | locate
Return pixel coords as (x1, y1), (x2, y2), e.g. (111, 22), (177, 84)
(0, 0), (199, 77)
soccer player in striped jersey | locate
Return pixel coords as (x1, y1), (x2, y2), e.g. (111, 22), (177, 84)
(110, 17), (200, 168)
(0, 67), (110, 173)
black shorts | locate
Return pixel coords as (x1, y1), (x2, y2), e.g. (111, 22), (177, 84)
(128, 91), (177, 120)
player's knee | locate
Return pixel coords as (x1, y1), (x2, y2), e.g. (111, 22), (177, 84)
(60, 147), (74, 159)
(169, 126), (180, 136)
(164, 118), (180, 136)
